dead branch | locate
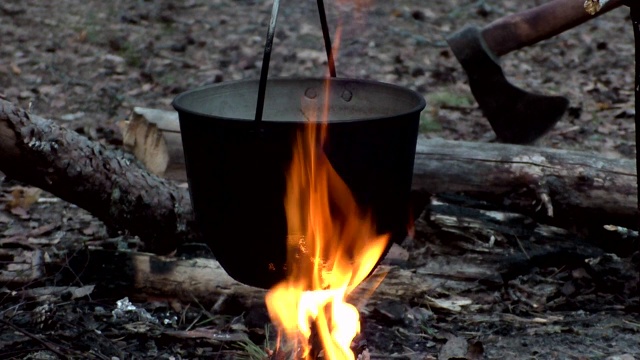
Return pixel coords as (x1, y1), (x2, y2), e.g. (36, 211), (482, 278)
(0, 99), (198, 254)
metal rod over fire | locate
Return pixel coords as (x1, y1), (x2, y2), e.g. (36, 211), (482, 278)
(255, 0), (281, 123)
(255, 0), (337, 123)
(632, 4), (640, 225)
(317, 0), (337, 77)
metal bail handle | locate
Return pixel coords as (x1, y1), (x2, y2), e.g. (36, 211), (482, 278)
(254, 0), (338, 123)
(631, 3), (640, 226)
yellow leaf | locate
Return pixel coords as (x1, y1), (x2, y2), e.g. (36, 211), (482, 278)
(7, 186), (43, 211)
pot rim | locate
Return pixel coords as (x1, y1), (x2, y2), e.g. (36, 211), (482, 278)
(172, 77), (426, 124)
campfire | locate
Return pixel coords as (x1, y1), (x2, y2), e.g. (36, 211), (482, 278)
(265, 89), (389, 359)
(266, 7), (384, 359)
(173, 0), (425, 356)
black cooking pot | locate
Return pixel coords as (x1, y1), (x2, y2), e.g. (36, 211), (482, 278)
(173, 78), (425, 289)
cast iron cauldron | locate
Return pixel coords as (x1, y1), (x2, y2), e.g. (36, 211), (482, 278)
(173, 78), (425, 289)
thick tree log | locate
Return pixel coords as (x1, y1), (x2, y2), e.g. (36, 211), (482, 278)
(6, 189), (634, 310)
(126, 107), (639, 229)
(413, 139), (638, 228)
(14, 244), (490, 315)
(56, 206), (636, 310)
(0, 99), (637, 257)
(0, 99), (198, 254)
(61, 247), (492, 310)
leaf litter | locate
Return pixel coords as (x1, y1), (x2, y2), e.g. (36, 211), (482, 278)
(0, 0), (638, 359)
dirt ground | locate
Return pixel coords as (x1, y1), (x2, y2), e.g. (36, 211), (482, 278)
(0, 0), (639, 359)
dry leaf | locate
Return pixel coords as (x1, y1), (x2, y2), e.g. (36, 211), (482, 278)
(7, 186), (43, 211)
(29, 223), (57, 237)
(71, 285), (95, 299)
(165, 328), (248, 342)
(465, 340), (484, 360)
(76, 29), (88, 42)
(124, 323), (154, 333)
(0, 212), (12, 223)
(10, 62), (21, 75)
(438, 336), (468, 360)
(169, 299), (183, 313)
(424, 295), (473, 312)
(605, 355), (635, 360)
(584, 0), (611, 15)
(10, 206), (30, 219)
(28, 237), (60, 245)
(82, 222), (101, 236)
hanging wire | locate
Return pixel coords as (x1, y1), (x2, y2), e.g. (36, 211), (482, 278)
(254, 0), (281, 123)
(631, 4), (640, 224)
(255, 0), (338, 122)
(317, 0), (337, 77)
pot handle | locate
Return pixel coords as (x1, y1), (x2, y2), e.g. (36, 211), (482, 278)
(254, 0), (337, 123)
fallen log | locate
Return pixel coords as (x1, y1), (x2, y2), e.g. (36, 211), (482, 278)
(4, 184), (634, 311)
(81, 248), (480, 309)
(0, 99), (197, 254)
(414, 139), (638, 229)
(9, 245), (488, 313)
(0, 99), (637, 256)
(124, 107), (638, 229)
(41, 198), (638, 311)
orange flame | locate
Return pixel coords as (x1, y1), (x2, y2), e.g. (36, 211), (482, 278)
(265, 82), (388, 359)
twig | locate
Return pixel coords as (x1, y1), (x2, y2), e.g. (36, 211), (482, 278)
(88, 349), (113, 360)
(514, 236), (530, 260)
(369, 353), (420, 359)
(0, 318), (71, 359)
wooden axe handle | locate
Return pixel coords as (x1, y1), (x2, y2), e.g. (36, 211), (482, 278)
(482, 0), (625, 57)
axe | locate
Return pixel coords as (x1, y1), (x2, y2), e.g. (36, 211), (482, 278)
(447, 0), (625, 144)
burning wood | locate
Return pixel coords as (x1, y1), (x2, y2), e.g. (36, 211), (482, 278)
(267, 321), (370, 360)
(265, 95), (388, 360)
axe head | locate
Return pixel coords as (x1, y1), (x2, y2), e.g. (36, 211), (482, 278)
(446, 26), (569, 144)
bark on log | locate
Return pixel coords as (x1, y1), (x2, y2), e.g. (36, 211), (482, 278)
(0, 99), (198, 254)
(413, 139), (638, 229)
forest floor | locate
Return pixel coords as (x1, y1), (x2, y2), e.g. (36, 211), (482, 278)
(0, 0), (638, 359)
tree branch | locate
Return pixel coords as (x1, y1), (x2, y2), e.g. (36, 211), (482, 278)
(0, 99), (197, 254)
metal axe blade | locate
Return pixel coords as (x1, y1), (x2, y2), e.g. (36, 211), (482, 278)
(447, 26), (569, 144)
